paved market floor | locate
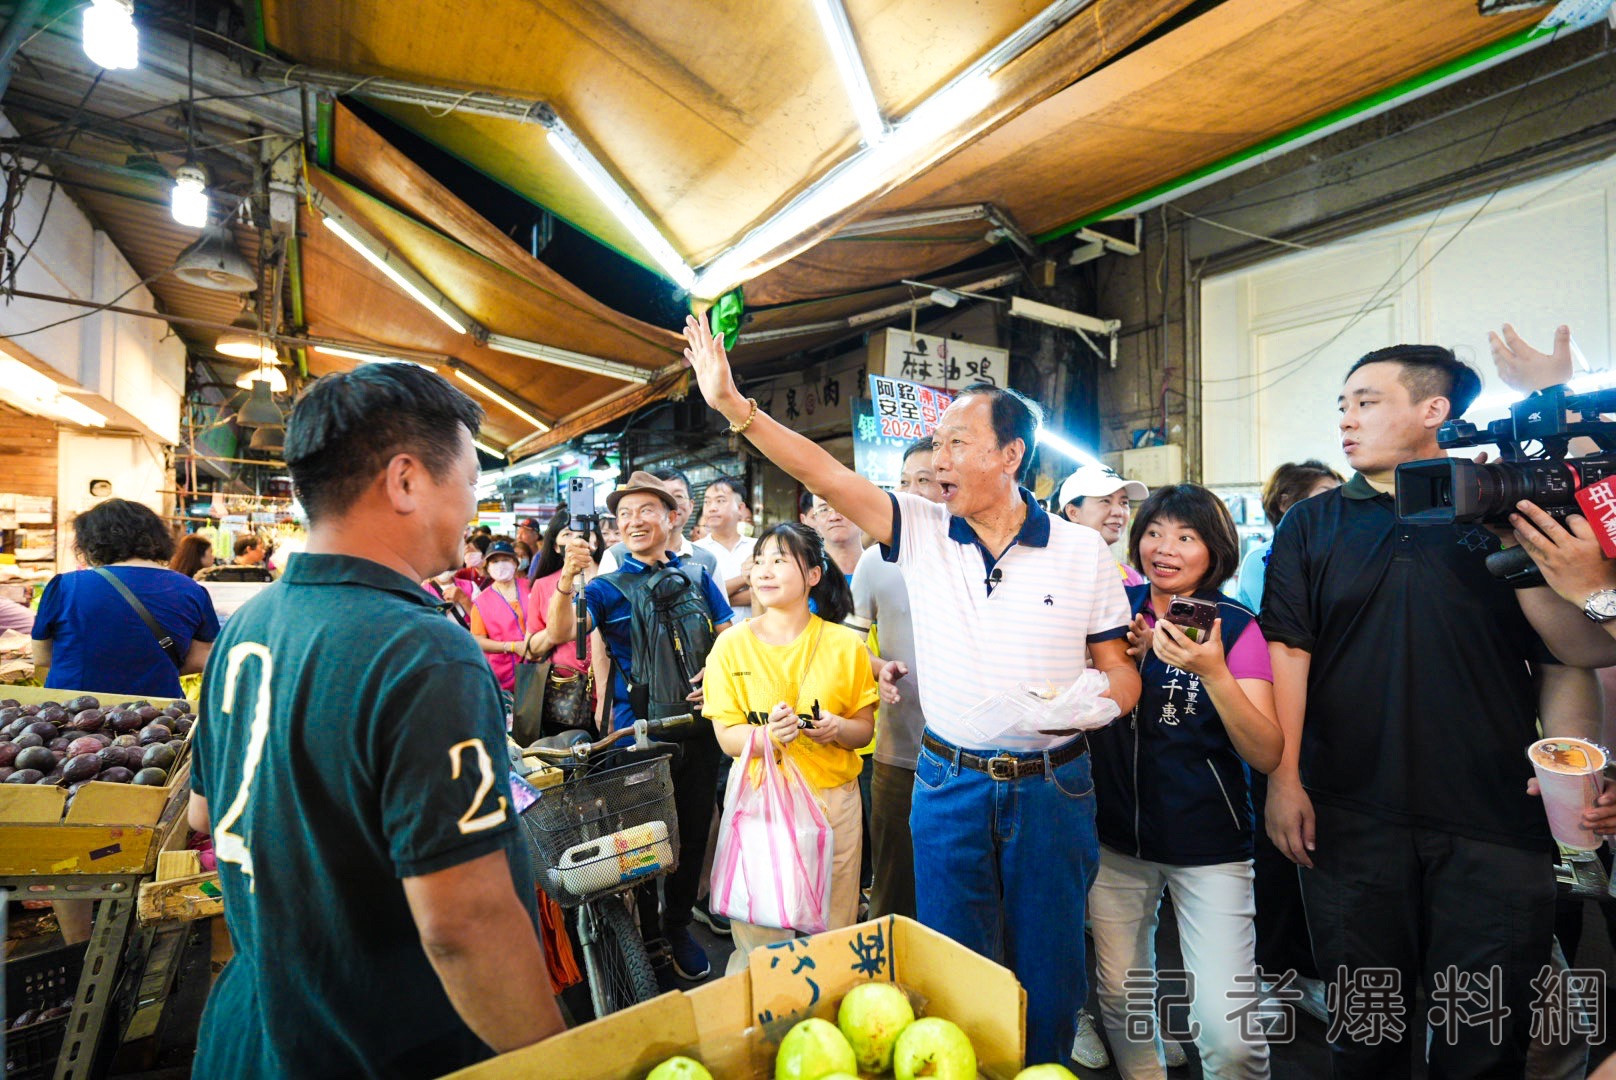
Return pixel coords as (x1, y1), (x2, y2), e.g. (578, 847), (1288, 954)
(105, 892), (1616, 1078)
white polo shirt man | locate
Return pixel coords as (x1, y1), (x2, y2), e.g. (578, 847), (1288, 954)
(888, 489), (1131, 748)
(888, 484), (1130, 1068)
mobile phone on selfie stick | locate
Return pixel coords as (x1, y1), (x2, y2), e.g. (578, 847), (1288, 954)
(566, 476), (597, 657)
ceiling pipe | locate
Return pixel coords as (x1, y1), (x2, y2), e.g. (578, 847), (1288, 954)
(0, 0), (52, 102)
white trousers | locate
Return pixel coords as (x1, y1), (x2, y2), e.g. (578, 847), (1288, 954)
(1089, 845), (1272, 1080)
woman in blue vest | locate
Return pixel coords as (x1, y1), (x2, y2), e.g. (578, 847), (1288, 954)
(1087, 484), (1283, 1080)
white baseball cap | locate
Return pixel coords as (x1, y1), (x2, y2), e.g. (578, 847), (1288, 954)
(1058, 463), (1148, 506)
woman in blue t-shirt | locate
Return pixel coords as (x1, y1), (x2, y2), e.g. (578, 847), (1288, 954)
(1087, 484), (1283, 1080)
(32, 499), (220, 700)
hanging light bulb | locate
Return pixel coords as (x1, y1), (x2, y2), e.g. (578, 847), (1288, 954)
(233, 359), (287, 394)
(588, 451), (618, 483)
(171, 164), (209, 228)
(82, 0), (138, 70)
(217, 312), (276, 364)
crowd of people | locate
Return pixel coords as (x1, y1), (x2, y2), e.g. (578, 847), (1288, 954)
(35, 313), (1598, 1079)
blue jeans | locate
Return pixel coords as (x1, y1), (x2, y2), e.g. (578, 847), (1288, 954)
(911, 730), (1100, 1066)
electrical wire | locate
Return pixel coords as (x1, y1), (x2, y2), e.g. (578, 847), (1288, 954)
(17, 85), (301, 146)
(3, 70), (103, 290)
(1168, 205), (1312, 251)
(1191, 48), (1616, 222)
(0, 268), (169, 339)
(11, 1), (89, 59)
(1199, 25), (1576, 404)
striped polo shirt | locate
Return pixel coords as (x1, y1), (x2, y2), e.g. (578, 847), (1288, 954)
(886, 488), (1131, 751)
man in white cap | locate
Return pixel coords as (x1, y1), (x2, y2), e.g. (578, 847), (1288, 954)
(1057, 464), (1150, 587)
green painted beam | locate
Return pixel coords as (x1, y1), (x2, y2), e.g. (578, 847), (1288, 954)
(1034, 24), (1556, 244)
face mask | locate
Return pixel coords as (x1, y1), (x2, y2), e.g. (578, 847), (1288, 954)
(517, 558), (530, 572)
(489, 561), (517, 583)
(434, 570), (455, 585)
(464, 551), (484, 568)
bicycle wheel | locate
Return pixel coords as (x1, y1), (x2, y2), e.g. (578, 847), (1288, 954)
(582, 896), (660, 1017)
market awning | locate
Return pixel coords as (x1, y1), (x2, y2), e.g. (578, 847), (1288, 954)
(259, 0), (1192, 290)
(260, 0), (1541, 307)
(743, 0), (1547, 302)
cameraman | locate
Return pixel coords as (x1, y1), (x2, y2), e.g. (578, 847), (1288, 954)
(1262, 343), (1598, 1077)
(1490, 323), (1616, 670)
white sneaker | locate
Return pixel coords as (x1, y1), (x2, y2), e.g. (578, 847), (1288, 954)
(1070, 1010), (1111, 1070)
(1163, 1037), (1188, 1068)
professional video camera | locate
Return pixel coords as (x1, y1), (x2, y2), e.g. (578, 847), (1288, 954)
(1395, 383), (1616, 582)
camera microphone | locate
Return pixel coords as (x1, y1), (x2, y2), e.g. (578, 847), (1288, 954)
(986, 567), (1003, 589)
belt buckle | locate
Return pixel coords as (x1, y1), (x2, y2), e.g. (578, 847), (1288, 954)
(987, 755), (1019, 781)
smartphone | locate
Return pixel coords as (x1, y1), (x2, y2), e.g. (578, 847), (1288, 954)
(567, 476), (596, 534)
(1164, 596), (1218, 642)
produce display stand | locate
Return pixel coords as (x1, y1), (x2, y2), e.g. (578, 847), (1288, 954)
(0, 686), (194, 1080)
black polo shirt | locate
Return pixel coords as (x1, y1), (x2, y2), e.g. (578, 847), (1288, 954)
(1260, 472), (1555, 851)
(192, 553), (536, 1078)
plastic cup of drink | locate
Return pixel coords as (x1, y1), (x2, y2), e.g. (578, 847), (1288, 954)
(1528, 737), (1607, 851)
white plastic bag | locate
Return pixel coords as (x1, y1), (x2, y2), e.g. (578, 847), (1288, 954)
(953, 669), (1122, 751)
(709, 731), (835, 933)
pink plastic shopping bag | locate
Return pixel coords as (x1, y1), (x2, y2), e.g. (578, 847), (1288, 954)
(708, 730), (835, 933)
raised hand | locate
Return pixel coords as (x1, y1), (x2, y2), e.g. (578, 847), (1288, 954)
(1125, 613), (1153, 661)
(682, 315), (747, 421)
(1489, 323), (1574, 395)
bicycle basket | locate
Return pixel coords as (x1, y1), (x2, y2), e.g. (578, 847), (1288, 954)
(519, 755), (680, 907)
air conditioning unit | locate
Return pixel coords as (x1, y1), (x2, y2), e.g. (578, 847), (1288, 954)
(1120, 444), (1183, 489)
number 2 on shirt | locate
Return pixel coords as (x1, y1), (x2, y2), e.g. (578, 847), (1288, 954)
(212, 642), (274, 887)
(448, 739), (508, 835)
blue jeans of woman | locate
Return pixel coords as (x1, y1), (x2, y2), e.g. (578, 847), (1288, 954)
(911, 730), (1100, 1066)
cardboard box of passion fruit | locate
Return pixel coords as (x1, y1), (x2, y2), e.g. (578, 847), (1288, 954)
(444, 915), (1026, 1079)
(0, 684), (191, 827)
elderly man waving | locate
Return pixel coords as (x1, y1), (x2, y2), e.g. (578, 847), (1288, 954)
(682, 317), (1139, 1066)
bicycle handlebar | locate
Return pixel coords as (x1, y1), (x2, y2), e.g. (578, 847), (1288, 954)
(524, 713), (696, 764)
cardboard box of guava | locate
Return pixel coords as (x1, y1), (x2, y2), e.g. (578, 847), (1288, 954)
(444, 915), (1026, 1079)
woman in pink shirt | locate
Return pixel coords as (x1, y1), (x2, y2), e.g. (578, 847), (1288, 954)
(522, 512), (606, 709)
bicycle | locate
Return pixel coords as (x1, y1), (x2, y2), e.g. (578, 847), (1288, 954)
(517, 714), (692, 1018)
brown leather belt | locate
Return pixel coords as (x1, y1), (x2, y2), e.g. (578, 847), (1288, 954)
(921, 730), (1088, 781)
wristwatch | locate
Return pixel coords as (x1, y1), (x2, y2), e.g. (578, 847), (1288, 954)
(1583, 589), (1616, 623)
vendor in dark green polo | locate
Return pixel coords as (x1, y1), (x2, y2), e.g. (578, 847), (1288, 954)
(187, 364), (563, 1079)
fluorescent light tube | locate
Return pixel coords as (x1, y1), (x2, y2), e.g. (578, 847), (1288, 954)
(690, 0), (1089, 298)
(453, 368), (550, 431)
(312, 345), (435, 370)
(808, 0), (885, 146)
(1036, 428), (1105, 470)
(545, 121), (696, 291)
(321, 212), (470, 334)
(484, 333), (652, 384)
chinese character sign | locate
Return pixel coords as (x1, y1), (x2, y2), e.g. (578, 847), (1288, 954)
(877, 328), (1008, 392)
(868, 374), (954, 442)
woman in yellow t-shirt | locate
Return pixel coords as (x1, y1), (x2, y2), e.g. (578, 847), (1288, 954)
(704, 522), (878, 972)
